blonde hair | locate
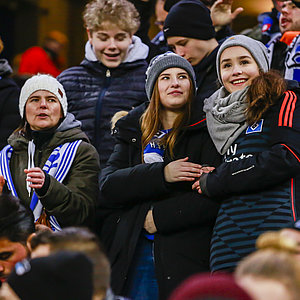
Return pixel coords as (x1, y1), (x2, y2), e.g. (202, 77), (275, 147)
(83, 0), (140, 34)
(111, 110), (129, 131)
(141, 78), (194, 159)
(235, 249), (300, 300)
(256, 230), (299, 254)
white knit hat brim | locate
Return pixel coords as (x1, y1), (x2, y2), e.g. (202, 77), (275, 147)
(19, 74), (67, 118)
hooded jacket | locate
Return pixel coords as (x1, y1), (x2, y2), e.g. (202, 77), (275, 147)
(0, 59), (20, 150)
(7, 113), (100, 227)
(57, 36), (149, 168)
(100, 102), (221, 299)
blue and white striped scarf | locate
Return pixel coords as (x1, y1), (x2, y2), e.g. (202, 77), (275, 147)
(143, 129), (170, 163)
(143, 129), (170, 241)
(0, 140), (82, 231)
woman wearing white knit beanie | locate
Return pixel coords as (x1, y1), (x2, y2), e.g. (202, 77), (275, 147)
(0, 73), (99, 231)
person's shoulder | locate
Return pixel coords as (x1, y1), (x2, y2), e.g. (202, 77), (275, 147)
(78, 139), (99, 158)
(121, 59), (148, 72)
(115, 102), (149, 130)
(22, 46), (46, 57)
(272, 83), (300, 127)
(283, 80), (300, 100)
(57, 64), (87, 80)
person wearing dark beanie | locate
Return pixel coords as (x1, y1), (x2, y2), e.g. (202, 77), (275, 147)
(164, 0), (216, 41)
(0, 251), (94, 300)
(163, 0), (220, 110)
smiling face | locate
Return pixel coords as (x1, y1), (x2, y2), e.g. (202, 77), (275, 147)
(88, 21), (132, 68)
(279, 1), (300, 33)
(0, 238), (28, 283)
(220, 46), (260, 94)
(158, 67), (191, 111)
(25, 90), (63, 131)
(167, 36), (216, 66)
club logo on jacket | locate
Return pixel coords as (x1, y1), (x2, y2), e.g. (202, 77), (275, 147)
(246, 119), (264, 134)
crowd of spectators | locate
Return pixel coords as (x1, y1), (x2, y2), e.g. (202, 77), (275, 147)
(1, 0), (300, 299)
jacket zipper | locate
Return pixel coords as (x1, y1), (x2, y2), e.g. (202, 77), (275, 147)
(95, 68), (112, 151)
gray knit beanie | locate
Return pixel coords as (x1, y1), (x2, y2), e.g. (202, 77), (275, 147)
(145, 51), (196, 100)
(19, 74), (68, 118)
(216, 35), (270, 86)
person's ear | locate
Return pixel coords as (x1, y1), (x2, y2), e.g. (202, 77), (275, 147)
(87, 29), (93, 45)
(26, 232), (36, 254)
(0, 175), (5, 194)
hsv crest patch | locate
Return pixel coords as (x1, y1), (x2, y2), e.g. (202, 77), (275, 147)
(246, 119), (264, 134)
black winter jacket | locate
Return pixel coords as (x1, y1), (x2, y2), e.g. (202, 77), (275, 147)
(193, 45), (220, 111)
(200, 82), (300, 272)
(100, 102), (221, 299)
(0, 59), (20, 150)
(57, 39), (148, 168)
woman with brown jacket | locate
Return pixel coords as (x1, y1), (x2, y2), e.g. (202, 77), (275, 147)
(0, 74), (100, 230)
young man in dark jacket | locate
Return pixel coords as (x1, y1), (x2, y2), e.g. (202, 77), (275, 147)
(57, 0), (149, 169)
(163, 0), (241, 110)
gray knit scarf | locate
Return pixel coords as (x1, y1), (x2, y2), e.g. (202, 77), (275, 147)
(203, 86), (249, 155)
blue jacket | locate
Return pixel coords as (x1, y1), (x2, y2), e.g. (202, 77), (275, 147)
(57, 36), (149, 168)
(200, 81), (300, 271)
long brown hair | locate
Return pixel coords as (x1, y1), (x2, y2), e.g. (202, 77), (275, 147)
(246, 70), (287, 125)
(141, 78), (194, 159)
(13, 119), (28, 137)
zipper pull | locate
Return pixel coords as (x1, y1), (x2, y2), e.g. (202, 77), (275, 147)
(106, 69), (111, 77)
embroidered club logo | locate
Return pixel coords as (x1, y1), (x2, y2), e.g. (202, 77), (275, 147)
(262, 23), (271, 33)
(246, 119), (264, 134)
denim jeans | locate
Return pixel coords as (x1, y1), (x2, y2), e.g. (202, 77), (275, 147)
(124, 234), (158, 300)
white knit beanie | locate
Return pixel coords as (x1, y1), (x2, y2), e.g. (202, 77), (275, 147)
(19, 74), (68, 118)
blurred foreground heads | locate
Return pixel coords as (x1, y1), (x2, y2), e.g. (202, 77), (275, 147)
(168, 273), (253, 300)
(235, 230), (300, 300)
(0, 251), (93, 300)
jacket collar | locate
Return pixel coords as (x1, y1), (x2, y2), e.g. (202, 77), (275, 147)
(84, 35), (149, 63)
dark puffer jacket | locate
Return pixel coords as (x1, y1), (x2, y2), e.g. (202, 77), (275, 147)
(57, 36), (149, 168)
(0, 59), (20, 150)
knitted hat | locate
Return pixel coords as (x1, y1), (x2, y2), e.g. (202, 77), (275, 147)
(145, 51), (196, 100)
(168, 273), (253, 300)
(19, 74), (68, 118)
(216, 35), (270, 86)
(163, 0), (216, 40)
(7, 251), (94, 300)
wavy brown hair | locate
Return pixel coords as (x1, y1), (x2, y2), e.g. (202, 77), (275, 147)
(141, 78), (194, 160)
(246, 70), (287, 125)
